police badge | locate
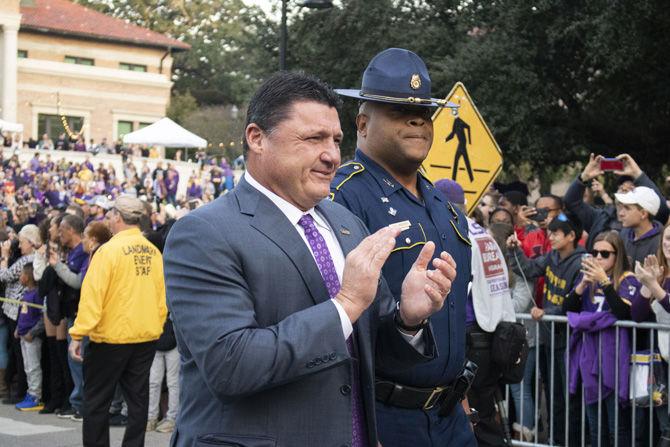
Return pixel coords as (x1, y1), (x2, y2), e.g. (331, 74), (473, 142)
(410, 74), (421, 90)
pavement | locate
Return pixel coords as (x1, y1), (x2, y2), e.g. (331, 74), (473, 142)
(0, 402), (172, 446)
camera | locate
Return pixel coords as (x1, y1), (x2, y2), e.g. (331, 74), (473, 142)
(529, 207), (549, 222)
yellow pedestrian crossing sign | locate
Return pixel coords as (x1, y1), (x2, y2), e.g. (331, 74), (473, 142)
(423, 82), (503, 214)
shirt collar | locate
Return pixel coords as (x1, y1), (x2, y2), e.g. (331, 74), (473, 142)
(628, 221), (661, 241)
(114, 227), (142, 238)
(244, 172), (330, 232)
(355, 149), (403, 196)
(354, 149), (440, 203)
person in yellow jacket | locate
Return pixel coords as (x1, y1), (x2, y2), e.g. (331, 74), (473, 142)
(68, 195), (167, 447)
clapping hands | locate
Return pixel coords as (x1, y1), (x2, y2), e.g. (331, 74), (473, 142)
(581, 256), (609, 285)
(635, 255), (668, 301)
(399, 242), (457, 328)
(635, 255), (664, 288)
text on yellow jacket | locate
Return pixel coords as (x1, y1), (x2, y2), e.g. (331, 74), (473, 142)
(69, 227), (167, 343)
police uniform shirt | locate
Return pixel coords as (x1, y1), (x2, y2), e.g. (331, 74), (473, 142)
(67, 242), (88, 274)
(331, 149), (472, 387)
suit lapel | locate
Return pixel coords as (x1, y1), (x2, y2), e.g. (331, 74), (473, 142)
(317, 202), (374, 360)
(317, 202), (359, 257)
(237, 180), (330, 305)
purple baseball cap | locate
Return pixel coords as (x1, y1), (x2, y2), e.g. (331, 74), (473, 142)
(434, 178), (466, 205)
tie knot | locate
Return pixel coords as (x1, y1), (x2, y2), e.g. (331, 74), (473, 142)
(298, 214), (316, 230)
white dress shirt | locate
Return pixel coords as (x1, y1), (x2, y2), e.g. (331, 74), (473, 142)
(244, 172), (423, 347)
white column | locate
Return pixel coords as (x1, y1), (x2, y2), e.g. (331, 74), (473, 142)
(1, 22), (18, 122)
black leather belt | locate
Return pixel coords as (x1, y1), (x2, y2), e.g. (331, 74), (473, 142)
(375, 380), (451, 411)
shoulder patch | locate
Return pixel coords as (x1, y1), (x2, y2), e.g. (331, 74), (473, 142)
(332, 162), (365, 192)
(447, 202), (460, 221)
(619, 271), (635, 282)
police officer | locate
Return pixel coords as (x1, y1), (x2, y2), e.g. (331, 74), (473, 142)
(332, 48), (477, 446)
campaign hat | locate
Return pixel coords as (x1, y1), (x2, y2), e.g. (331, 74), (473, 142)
(336, 48), (457, 108)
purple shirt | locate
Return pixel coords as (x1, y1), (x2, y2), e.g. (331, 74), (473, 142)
(17, 288), (42, 336)
(187, 184), (202, 199)
(67, 243), (87, 274)
(568, 311), (630, 404)
(576, 273), (643, 315)
(44, 190), (66, 208)
(166, 176), (178, 195)
(79, 255), (91, 281)
(657, 278), (670, 313)
(29, 157), (40, 172)
(465, 292), (476, 327)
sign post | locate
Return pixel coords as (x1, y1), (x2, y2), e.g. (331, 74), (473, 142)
(423, 82), (503, 214)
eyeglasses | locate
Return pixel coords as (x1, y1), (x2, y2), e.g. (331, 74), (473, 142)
(590, 249), (616, 259)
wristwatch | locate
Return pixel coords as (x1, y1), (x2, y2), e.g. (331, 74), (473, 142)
(598, 278), (612, 288)
(394, 301), (429, 332)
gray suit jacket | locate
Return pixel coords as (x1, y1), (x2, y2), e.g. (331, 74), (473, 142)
(163, 178), (436, 447)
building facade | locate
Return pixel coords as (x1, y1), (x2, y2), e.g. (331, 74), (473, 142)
(0, 0), (189, 143)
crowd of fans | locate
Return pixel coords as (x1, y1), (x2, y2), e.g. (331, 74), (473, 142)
(456, 153), (670, 445)
(0, 142), (237, 215)
(0, 146), (228, 435)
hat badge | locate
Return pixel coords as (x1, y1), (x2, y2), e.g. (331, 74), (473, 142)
(410, 74), (421, 90)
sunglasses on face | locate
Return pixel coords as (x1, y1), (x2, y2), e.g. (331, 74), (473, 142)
(590, 249), (616, 259)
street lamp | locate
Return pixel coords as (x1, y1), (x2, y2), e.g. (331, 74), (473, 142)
(279, 0), (333, 71)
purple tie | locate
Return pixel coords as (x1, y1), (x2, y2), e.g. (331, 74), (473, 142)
(298, 214), (368, 447)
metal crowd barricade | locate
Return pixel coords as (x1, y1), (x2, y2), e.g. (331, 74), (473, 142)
(505, 313), (670, 447)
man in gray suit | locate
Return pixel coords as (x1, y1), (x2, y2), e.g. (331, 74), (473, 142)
(163, 72), (459, 447)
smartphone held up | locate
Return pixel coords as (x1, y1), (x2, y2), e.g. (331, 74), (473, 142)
(599, 157), (624, 171)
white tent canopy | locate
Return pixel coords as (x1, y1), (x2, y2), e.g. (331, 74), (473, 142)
(0, 119), (24, 133)
(122, 117), (206, 148)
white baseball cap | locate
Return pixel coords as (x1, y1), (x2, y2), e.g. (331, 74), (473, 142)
(614, 186), (660, 216)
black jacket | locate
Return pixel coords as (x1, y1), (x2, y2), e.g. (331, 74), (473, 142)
(564, 172), (669, 249)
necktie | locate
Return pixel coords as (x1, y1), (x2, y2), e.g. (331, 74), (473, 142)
(298, 214), (368, 447)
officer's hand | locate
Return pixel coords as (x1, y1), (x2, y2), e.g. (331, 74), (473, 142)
(69, 339), (83, 363)
(336, 226), (400, 323)
(398, 242), (456, 327)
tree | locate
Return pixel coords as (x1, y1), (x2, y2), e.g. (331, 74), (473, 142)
(166, 90), (198, 124)
(181, 105), (246, 161)
(286, 0), (670, 180)
(438, 0), (670, 180)
(77, 0), (670, 181)
(76, 0), (276, 105)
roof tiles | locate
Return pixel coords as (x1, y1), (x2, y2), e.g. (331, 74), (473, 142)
(20, 0), (190, 51)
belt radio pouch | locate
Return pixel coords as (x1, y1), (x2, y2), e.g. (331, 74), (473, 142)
(438, 360), (478, 418)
